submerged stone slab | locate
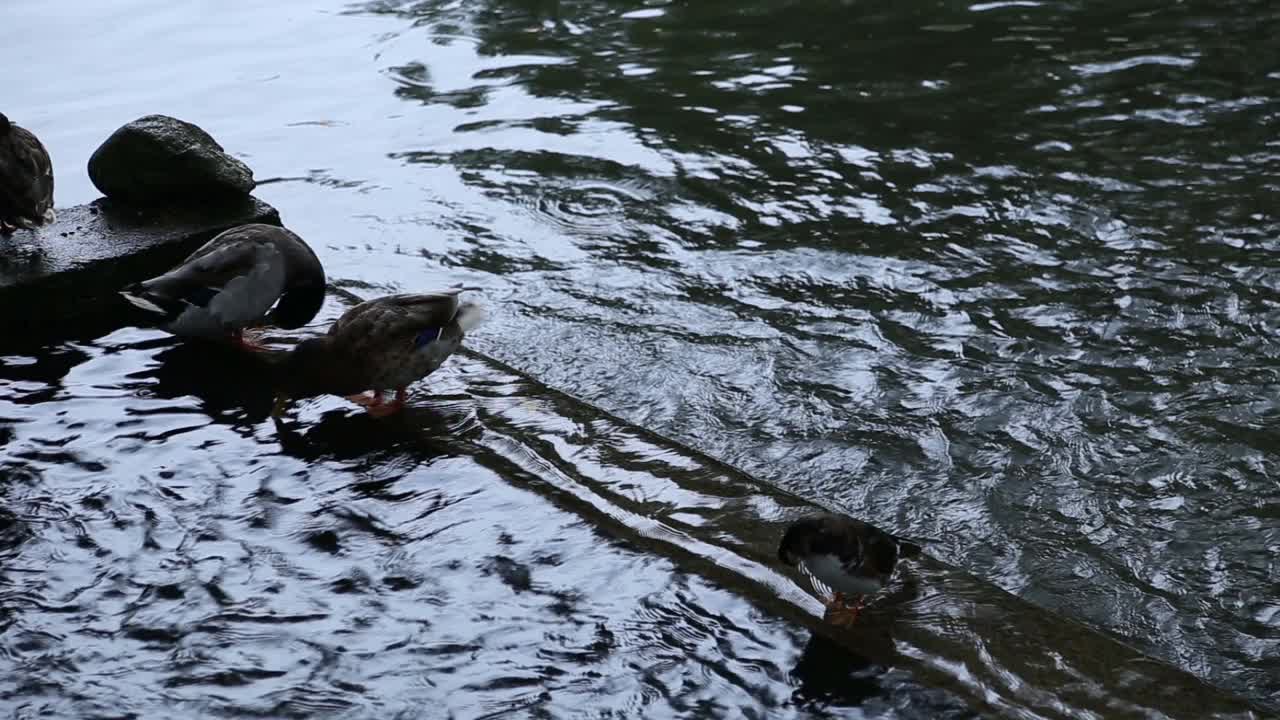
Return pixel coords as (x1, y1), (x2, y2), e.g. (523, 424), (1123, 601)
(0, 288), (1265, 718)
(0, 196), (279, 339)
(242, 293), (1268, 720)
(456, 355), (1267, 720)
(0, 329), (981, 719)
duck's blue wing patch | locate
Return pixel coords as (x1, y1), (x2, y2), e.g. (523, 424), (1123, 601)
(414, 327), (442, 347)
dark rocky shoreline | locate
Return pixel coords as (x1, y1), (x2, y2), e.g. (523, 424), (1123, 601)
(0, 196), (279, 339)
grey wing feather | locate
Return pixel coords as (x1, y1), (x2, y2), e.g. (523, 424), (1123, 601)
(331, 290), (463, 341)
(0, 126), (54, 226)
(146, 237), (287, 331)
(799, 563), (836, 598)
(204, 247), (287, 329)
(812, 514), (868, 568)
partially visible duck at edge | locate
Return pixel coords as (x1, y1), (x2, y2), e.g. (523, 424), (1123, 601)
(0, 111), (55, 235)
(778, 512), (922, 626)
(270, 286), (486, 418)
(121, 223), (326, 351)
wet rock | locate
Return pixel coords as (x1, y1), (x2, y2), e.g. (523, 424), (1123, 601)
(87, 114), (255, 205)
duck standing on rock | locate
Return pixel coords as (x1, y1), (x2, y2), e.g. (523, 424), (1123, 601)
(271, 286), (486, 418)
(121, 223), (326, 351)
(778, 512), (922, 626)
(0, 112), (55, 235)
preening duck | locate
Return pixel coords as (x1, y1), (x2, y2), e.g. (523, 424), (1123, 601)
(0, 112), (55, 234)
(778, 512), (922, 625)
(121, 223), (326, 350)
(271, 287), (486, 418)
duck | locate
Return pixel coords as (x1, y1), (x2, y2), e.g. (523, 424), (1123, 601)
(0, 111), (55, 234)
(270, 286), (486, 418)
(777, 512), (921, 626)
(120, 223), (326, 350)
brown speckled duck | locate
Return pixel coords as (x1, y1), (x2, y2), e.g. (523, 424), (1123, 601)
(272, 287), (486, 418)
(778, 512), (922, 626)
(0, 112), (55, 234)
(120, 224), (326, 351)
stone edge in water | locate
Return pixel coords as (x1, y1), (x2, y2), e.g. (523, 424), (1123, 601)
(0, 197), (281, 339)
(0, 222), (1267, 719)
(257, 287), (1270, 720)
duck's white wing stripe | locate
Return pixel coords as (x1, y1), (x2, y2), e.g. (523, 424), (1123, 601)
(120, 292), (168, 315)
(799, 563), (836, 600)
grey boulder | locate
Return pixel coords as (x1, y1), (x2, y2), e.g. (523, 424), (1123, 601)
(88, 114), (255, 205)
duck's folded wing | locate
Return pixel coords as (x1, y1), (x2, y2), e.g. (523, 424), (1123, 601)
(0, 165), (23, 218)
(0, 131), (51, 221)
(141, 238), (287, 325)
(205, 244), (288, 329)
(332, 291), (465, 340)
(807, 515), (866, 565)
(20, 130), (54, 218)
(894, 538), (923, 559)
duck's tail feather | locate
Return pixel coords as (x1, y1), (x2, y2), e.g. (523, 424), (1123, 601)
(14, 213), (47, 230)
(453, 301), (487, 333)
(120, 289), (172, 316)
(120, 284), (196, 321)
(897, 539), (923, 559)
(799, 563), (836, 600)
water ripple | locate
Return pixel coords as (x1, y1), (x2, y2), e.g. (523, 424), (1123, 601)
(6, 0), (1280, 713)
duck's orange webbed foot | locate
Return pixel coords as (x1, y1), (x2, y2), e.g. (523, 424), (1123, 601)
(231, 329), (271, 352)
(824, 593), (866, 627)
(365, 388), (408, 418)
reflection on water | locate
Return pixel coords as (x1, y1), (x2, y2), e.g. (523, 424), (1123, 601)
(0, 321), (983, 719)
(351, 0), (1280, 705)
(5, 0), (1280, 713)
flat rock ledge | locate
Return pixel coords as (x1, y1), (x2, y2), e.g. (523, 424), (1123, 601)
(0, 196), (280, 339)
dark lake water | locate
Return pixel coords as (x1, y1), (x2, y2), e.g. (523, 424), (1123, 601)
(4, 0), (1279, 716)
(0, 313), (984, 719)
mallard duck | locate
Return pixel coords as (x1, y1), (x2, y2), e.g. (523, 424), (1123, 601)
(120, 223), (325, 350)
(0, 112), (55, 234)
(778, 512), (922, 626)
(271, 287), (486, 418)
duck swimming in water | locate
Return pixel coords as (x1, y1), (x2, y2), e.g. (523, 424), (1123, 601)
(121, 223), (326, 351)
(778, 512), (922, 626)
(0, 112), (55, 234)
(271, 287), (486, 418)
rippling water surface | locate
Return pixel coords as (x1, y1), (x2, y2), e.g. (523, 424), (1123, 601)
(5, 0), (1280, 714)
(0, 313), (986, 718)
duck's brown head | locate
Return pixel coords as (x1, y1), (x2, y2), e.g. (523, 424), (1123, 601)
(271, 337), (355, 400)
(267, 282), (326, 330)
